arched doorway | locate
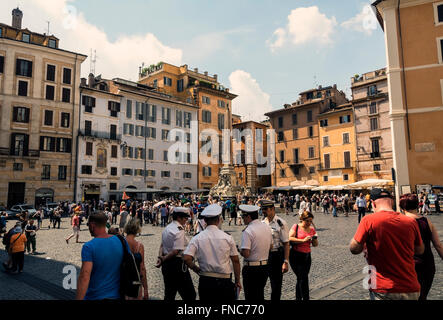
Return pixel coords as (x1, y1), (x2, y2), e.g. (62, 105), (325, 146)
(35, 188), (54, 207)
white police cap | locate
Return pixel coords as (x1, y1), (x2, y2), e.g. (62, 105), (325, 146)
(173, 207), (190, 216)
(239, 204), (260, 214)
(201, 204), (222, 217)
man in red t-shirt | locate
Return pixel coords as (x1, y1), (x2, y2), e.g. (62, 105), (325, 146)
(350, 188), (424, 300)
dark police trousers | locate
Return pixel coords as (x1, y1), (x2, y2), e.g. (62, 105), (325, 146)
(199, 275), (236, 302)
(161, 257), (196, 301)
(268, 247), (284, 301)
(242, 264), (269, 301)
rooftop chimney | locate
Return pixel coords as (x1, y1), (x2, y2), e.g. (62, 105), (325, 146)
(80, 78), (87, 87)
(194, 68), (198, 73)
(88, 73), (95, 88)
(12, 7), (23, 29)
(213, 74), (218, 81)
(204, 71), (208, 76)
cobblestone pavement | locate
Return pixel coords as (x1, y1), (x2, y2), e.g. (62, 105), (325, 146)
(0, 209), (442, 300)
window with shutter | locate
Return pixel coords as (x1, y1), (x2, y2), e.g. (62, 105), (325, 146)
(111, 145), (117, 158)
(86, 142), (93, 156)
(63, 68), (72, 84)
(44, 110), (53, 126)
(344, 151), (351, 168)
(324, 154), (330, 169)
(61, 113), (70, 128)
(126, 100), (132, 118)
(85, 121), (92, 136)
(62, 88), (71, 103)
(18, 81), (28, 96)
(110, 125), (117, 140)
(16, 59), (33, 77)
(46, 65), (56, 81)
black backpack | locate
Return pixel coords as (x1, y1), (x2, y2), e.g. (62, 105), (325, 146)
(116, 235), (142, 299)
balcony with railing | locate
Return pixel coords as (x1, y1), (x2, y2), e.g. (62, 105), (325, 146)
(0, 147), (40, 157)
(317, 161), (356, 171)
(78, 129), (121, 141)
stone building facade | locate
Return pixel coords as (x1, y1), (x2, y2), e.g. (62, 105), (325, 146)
(351, 68), (393, 181)
(75, 75), (122, 203)
(265, 85), (348, 188)
(0, 8), (86, 207)
(373, 0), (443, 200)
(138, 63), (237, 190)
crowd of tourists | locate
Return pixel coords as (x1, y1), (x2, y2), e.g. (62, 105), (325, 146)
(0, 188), (442, 301)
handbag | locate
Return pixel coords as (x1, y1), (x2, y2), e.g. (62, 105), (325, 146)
(290, 225), (299, 250)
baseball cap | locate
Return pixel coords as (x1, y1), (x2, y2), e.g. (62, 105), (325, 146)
(370, 188), (393, 201)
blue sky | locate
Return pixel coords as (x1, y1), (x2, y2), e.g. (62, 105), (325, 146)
(2, 0), (386, 120)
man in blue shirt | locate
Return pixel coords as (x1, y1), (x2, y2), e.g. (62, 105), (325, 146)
(76, 212), (128, 300)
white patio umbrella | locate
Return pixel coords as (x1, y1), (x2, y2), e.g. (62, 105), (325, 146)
(312, 186), (328, 191)
(293, 185), (315, 190)
(346, 179), (394, 189)
(328, 185), (344, 191)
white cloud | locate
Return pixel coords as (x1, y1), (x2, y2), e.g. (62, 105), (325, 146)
(341, 4), (378, 35)
(0, 0), (182, 80)
(229, 70), (272, 123)
(268, 6), (337, 52)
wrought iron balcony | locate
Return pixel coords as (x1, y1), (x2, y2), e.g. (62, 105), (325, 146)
(78, 129), (121, 141)
(0, 147), (40, 157)
(317, 161), (355, 171)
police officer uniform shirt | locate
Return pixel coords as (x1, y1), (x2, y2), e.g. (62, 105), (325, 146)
(263, 215), (289, 251)
(184, 203), (238, 274)
(161, 220), (187, 255)
(239, 205), (273, 262)
(184, 225), (238, 274)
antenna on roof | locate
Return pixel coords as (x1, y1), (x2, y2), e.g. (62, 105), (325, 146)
(90, 49), (97, 75)
(46, 21), (50, 34)
(313, 75), (318, 88)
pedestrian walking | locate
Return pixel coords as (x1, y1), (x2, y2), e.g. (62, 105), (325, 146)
(124, 219), (149, 300)
(332, 195), (338, 217)
(76, 212), (129, 300)
(239, 204), (273, 301)
(260, 200), (290, 301)
(156, 207), (196, 301)
(350, 189), (424, 300)
(53, 208), (61, 229)
(119, 206), (129, 229)
(8, 225), (26, 274)
(184, 204), (241, 302)
(66, 212), (81, 244)
(400, 194), (443, 300)
(24, 219), (37, 254)
(288, 211), (318, 300)
(356, 193), (367, 223)
(160, 204), (168, 227)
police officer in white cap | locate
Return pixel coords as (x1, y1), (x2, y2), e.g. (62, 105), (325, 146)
(183, 204), (241, 302)
(260, 199), (289, 301)
(155, 207), (196, 301)
(239, 204), (273, 301)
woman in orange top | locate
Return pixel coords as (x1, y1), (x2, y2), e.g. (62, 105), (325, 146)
(9, 226), (27, 273)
